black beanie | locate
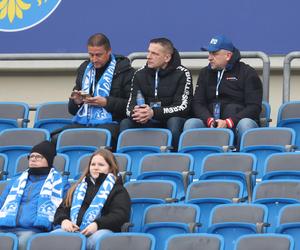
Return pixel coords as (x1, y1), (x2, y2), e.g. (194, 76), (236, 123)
(30, 141), (56, 167)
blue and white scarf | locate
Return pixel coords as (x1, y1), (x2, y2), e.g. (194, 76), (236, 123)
(73, 55), (117, 125)
(70, 173), (115, 230)
(0, 168), (63, 230)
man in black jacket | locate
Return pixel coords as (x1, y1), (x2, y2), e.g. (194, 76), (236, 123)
(184, 35), (262, 145)
(120, 38), (193, 149)
(51, 33), (135, 149)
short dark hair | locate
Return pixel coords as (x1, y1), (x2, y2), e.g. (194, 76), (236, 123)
(87, 33), (111, 50)
(149, 37), (174, 55)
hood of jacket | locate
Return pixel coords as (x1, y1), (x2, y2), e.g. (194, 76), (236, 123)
(145, 48), (181, 77)
(114, 54), (133, 76)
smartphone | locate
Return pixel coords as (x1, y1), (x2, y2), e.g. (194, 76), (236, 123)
(80, 91), (91, 98)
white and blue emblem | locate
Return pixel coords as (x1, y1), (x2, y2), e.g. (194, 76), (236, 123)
(0, 0), (62, 32)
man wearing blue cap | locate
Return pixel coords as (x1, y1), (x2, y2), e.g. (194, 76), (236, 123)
(184, 35), (262, 145)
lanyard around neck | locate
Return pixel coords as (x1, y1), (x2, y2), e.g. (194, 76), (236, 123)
(154, 69), (159, 98)
(216, 69), (225, 98)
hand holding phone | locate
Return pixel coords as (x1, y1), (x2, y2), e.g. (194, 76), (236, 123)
(79, 91), (91, 99)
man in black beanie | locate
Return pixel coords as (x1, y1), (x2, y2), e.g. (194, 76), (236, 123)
(0, 141), (69, 250)
(29, 140), (56, 168)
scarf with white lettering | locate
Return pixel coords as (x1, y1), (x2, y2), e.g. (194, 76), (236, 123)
(70, 173), (115, 230)
(0, 168), (63, 230)
(73, 55), (116, 125)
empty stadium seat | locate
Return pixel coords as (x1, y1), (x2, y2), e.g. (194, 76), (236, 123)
(240, 127), (296, 179)
(136, 153), (194, 200)
(0, 102), (29, 132)
(234, 234), (294, 250)
(178, 128), (234, 179)
(165, 233), (224, 250)
(117, 128), (172, 179)
(0, 128), (50, 179)
(253, 180), (300, 232)
(277, 101), (300, 148)
(186, 180), (244, 232)
(34, 101), (73, 133)
(27, 232), (86, 250)
(207, 203), (268, 250)
(263, 152), (300, 180)
(96, 233), (155, 250)
(125, 180), (177, 232)
(0, 232), (18, 250)
(199, 153), (257, 201)
(142, 204), (200, 250)
(276, 204), (300, 250)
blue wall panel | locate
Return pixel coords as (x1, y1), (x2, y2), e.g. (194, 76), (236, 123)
(0, 0), (298, 55)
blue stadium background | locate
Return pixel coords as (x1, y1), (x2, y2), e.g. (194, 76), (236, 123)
(0, 0), (299, 54)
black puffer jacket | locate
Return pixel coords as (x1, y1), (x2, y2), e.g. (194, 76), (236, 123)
(53, 174), (131, 232)
(192, 48), (263, 126)
(126, 49), (193, 121)
(69, 55), (135, 122)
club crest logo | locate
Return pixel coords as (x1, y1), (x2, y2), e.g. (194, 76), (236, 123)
(0, 0), (62, 32)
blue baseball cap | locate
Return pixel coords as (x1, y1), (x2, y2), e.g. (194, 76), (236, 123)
(202, 35), (234, 52)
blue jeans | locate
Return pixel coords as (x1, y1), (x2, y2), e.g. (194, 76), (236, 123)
(235, 118), (259, 145)
(120, 117), (186, 150)
(0, 228), (40, 250)
(52, 228), (112, 250)
(183, 118), (258, 147)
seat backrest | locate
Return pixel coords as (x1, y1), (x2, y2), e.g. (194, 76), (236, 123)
(235, 234), (294, 250)
(35, 102), (73, 121)
(166, 233), (224, 250)
(179, 128), (234, 149)
(0, 153), (8, 179)
(264, 152), (300, 174)
(117, 128), (172, 148)
(0, 180), (9, 196)
(0, 128), (50, 146)
(76, 154), (91, 178)
(278, 204), (300, 225)
(114, 153), (131, 172)
(186, 180), (243, 201)
(15, 153), (68, 175)
(260, 101), (271, 127)
(253, 180), (300, 201)
(240, 128), (295, 148)
(96, 233), (155, 250)
(27, 232), (86, 250)
(125, 180), (176, 199)
(140, 153), (193, 173)
(0, 102), (29, 120)
(277, 101), (300, 123)
(201, 153), (256, 174)
(0, 233), (18, 250)
(210, 204), (267, 225)
(144, 204), (199, 224)
(57, 128), (111, 148)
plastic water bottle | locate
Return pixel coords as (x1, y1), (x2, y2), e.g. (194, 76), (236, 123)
(136, 90), (145, 106)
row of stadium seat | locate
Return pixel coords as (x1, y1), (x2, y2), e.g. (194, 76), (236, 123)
(0, 100), (271, 132)
(0, 126), (298, 181)
(0, 231), (294, 250)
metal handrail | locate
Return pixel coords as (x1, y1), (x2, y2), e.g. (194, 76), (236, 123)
(128, 51), (270, 102)
(0, 53), (88, 60)
(283, 51), (300, 103)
